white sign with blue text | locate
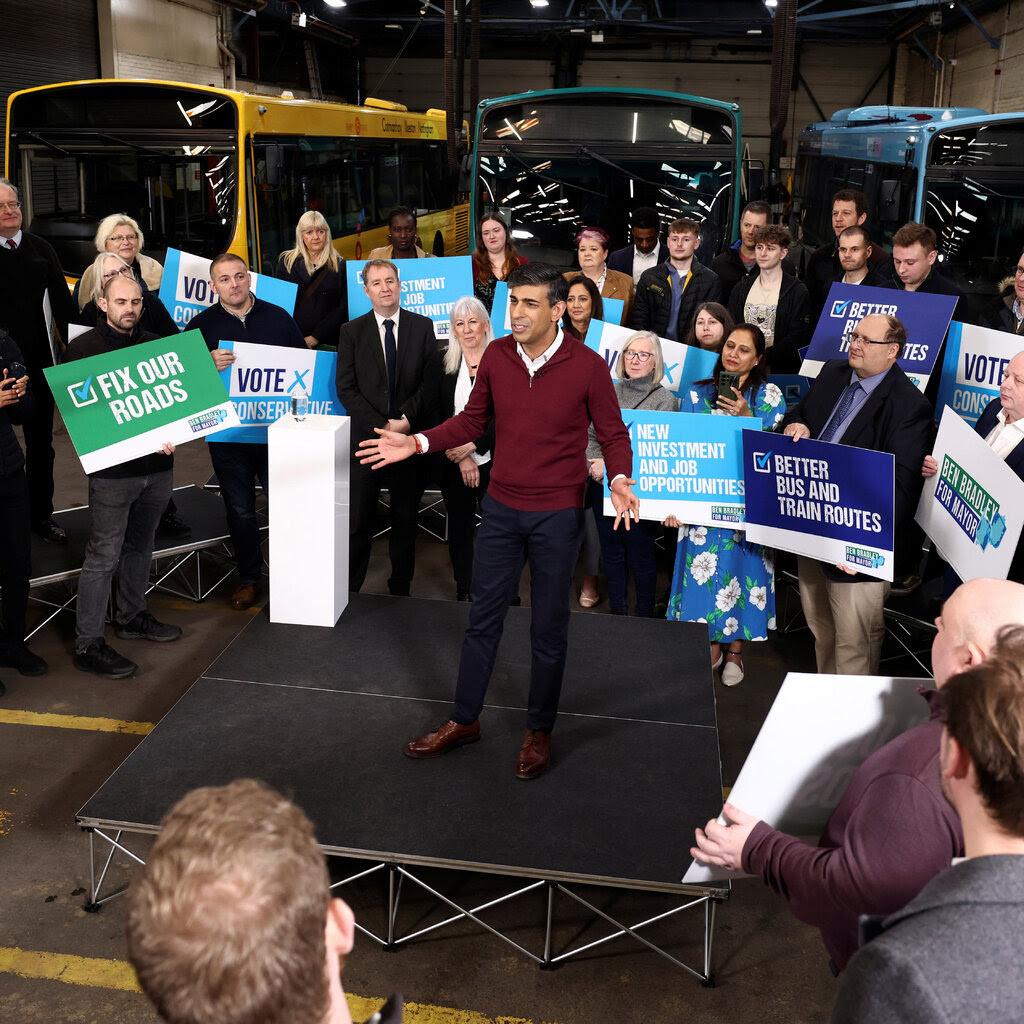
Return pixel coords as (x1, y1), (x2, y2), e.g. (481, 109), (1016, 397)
(345, 256), (473, 342)
(160, 249), (298, 329)
(585, 321), (719, 399)
(934, 321), (1021, 427)
(601, 409), (760, 525)
(800, 283), (955, 393)
(214, 341), (341, 444)
(742, 431), (895, 581)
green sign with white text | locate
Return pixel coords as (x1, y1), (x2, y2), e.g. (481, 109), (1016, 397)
(44, 329), (239, 474)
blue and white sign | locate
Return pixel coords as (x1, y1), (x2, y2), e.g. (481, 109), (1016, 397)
(934, 321), (1021, 427)
(160, 249), (298, 329)
(915, 407), (1024, 582)
(213, 341), (342, 444)
(742, 431), (895, 581)
(800, 283), (955, 393)
(346, 256), (473, 342)
(601, 409), (760, 525)
(768, 374), (811, 409)
(585, 321), (718, 399)
(491, 280), (624, 335)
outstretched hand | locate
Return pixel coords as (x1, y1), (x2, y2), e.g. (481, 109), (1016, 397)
(357, 427), (417, 469)
(610, 476), (640, 532)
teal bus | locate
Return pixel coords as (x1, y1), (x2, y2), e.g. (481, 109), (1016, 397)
(793, 105), (1024, 320)
(469, 87), (743, 265)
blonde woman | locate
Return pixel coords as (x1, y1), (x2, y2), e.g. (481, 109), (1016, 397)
(276, 211), (348, 349)
(76, 252), (177, 337)
(76, 214), (163, 312)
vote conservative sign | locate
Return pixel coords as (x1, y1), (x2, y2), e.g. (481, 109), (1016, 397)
(934, 321), (1021, 427)
(44, 330), (239, 474)
(346, 256), (473, 342)
(160, 249), (299, 328)
(799, 283), (955, 393)
(742, 431), (895, 581)
(915, 407), (1024, 582)
(585, 321), (719, 399)
(602, 409), (759, 525)
(214, 341), (343, 444)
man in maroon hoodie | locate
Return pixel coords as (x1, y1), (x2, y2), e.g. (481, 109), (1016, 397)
(359, 263), (638, 778)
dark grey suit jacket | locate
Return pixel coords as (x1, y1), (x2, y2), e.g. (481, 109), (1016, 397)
(831, 854), (1024, 1024)
(336, 308), (441, 442)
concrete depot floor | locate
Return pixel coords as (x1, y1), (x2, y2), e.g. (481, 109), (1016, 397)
(0, 417), (935, 1024)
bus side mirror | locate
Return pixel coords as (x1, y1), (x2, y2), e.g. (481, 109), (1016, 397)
(263, 145), (282, 188)
(457, 154), (473, 194)
(879, 180), (902, 222)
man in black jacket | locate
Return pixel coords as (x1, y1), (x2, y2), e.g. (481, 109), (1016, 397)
(607, 207), (667, 285)
(0, 178), (76, 544)
(982, 247), (1024, 336)
(65, 277), (182, 679)
(781, 313), (933, 675)
(631, 218), (722, 341)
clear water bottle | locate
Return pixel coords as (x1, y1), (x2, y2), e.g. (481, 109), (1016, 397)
(291, 388), (308, 421)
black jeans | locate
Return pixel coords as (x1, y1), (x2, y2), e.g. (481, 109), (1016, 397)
(0, 468), (31, 647)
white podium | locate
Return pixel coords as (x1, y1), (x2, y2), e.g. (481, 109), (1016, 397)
(267, 413), (350, 627)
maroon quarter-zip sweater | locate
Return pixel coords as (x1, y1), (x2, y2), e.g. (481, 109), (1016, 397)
(423, 333), (633, 511)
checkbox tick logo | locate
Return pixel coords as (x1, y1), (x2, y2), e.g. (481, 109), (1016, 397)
(753, 451), (772, 473)
(68, 375), (98, 408)
(831, 299), (851, 318)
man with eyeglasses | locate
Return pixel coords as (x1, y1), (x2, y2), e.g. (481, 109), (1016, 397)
(984, 249), (1024, 336)
(0, 177), (76, 545)
(780, 313), (933, 675)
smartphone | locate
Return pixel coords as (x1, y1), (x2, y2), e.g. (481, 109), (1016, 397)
(718, 371), (741, 401)
(2, 361), (26, 387)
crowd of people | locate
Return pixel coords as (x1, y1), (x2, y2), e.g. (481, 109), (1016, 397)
(3, 169), (1024, 1019)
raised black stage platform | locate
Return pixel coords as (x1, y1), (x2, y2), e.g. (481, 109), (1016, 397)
(78, 594), (728, 977)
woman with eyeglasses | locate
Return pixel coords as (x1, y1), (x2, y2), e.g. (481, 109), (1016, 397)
(664, 324), (785, 686)
(586, 331), (678, 616)
(77, 252), (178, 338)
(276, 211), (347, 349)
(564, 227), (634, 326)
(74, 214), (164, 315)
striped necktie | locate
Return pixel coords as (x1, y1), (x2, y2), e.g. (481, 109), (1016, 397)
(820, 381), (862, 443)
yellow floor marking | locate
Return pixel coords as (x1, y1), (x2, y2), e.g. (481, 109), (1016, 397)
(0, 710), (153, 735)
(0, 947), (549, 1023)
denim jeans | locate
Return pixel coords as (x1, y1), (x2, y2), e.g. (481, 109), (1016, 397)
(209, 441), (269, 584)
(76, 470), (173, 652)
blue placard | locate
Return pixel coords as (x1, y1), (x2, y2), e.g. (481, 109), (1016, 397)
(601, 409), (760, 525)
(160, 248), (298, 329)
(768, 374), (812, 409)
(345, 255), (473, 342)
(934, 321), (1021, 426)
(742, 431), (895, 580)
(213, 341), (342, 444)
(801, 283), (956, 392)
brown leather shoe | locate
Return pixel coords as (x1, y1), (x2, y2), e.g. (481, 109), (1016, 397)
(405, 719), (480, 759)
(515, 729), (551, 779)
(230, 581), (261, 611)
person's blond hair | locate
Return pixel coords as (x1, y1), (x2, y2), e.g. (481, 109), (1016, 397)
(87, 252), (135, 304)
(126, 779), (332, 1024)
(614, 330), (665, 381)
(444, 295), (493, 374)
(281, 210), (340, 275)
(94, 213), (144, 254)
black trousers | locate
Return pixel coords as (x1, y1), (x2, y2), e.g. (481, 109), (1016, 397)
(23, 363), (56, 524)
(0, 468), (32, 647)
(438, 458), (490, 595)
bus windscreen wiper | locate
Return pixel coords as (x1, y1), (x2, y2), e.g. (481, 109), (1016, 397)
(18, 130), (71, 157)
(576, 145), (720, 202)
(499, 144), (605, 199)
(960, 174), (1024, 200)
(98, 132), (168, 156)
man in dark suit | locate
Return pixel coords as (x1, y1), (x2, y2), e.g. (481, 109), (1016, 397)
(781, 313), (934, 675)
(336, 258), (441, 594)
(0, 177), (76, 544)
(982, 246), (1024, 335)
(606, 207), (666, 285)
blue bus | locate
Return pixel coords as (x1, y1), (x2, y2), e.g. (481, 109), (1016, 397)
(793, 105), (1024, 321)
(470, 87), (742, 265)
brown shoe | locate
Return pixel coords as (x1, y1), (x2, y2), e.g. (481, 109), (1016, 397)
(231, 581), (261, 611)
(515, 729), (551, 779)
(405, 719), (480, 759)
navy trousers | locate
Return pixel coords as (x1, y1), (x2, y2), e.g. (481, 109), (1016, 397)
(451, 495), (583, 732)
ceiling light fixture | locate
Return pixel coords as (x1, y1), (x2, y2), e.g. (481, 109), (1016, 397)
(324, 0), (346, 7)
(530, 0), (549, 7)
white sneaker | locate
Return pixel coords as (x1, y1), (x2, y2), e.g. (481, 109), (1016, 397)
(721, 657), (744, 687)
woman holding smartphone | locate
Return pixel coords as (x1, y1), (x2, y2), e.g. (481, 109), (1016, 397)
(664, 325), (785, 686)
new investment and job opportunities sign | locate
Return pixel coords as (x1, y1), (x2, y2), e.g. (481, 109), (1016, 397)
(44, 330), (240, 474)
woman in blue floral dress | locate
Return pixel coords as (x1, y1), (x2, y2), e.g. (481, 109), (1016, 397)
(665, 324), (786, 686)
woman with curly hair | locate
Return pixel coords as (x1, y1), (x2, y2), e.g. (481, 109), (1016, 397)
(472, 212), (527, 313)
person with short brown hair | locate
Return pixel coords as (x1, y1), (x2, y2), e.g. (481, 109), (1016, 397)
(886, 221), (960, 301)
(126, 779), (357, 1024)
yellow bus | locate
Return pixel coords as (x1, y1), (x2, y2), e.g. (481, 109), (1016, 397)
(5, 78), (470, 280)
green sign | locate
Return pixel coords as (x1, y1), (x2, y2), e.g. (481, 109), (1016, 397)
(45, 329), (239, 474)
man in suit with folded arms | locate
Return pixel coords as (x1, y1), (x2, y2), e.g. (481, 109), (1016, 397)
(336, 258), (440, 595)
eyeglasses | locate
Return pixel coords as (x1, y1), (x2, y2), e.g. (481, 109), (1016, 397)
(0, 201), (21, 212)
(108, 233), (138, 244)
(848, 332), (893, 347)
(624, 350), (654, 362)
(102, 266), (135, 280)
(1014, 266), (1024, 277)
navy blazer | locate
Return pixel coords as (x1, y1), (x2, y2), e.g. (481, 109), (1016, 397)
(975, 398), (1024, 581)
(606, 241), (667, 278)
(782, 358), (935, 574)
(335, 308), (441, 441)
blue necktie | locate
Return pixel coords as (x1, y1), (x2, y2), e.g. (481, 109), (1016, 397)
(820, 381), (861, 443)
(383, 318), (398, 418)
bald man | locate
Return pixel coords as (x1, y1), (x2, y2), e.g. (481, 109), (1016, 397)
(691, 578), (1024, 972)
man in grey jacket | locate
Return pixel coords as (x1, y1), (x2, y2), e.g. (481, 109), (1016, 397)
(831, 625), (1024, 1023)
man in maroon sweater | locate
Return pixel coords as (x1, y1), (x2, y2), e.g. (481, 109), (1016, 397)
(359, 263), (638, 778)
(689, 577), (1024, 971)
